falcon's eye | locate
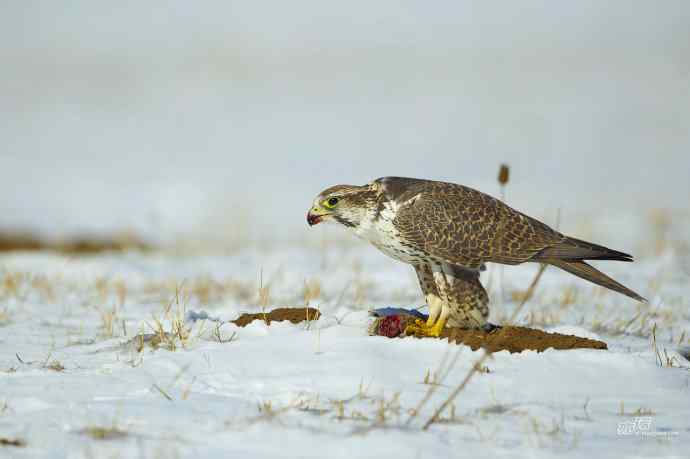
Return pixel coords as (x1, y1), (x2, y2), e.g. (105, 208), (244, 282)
(324, 197), (339, 208)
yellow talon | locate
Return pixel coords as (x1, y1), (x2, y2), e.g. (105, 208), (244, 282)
(404, 318), (447, 338)
(427, 318), (447, 337)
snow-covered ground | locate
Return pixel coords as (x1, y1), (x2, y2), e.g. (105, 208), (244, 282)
(1, 226), (689, 458)
(2, 3), (690, 457)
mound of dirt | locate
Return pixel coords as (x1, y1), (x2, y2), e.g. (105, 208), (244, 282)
(369, 310), (607, 353)
(440, 326), (607, 353)
(232, 307), (321, 327)
(232, 307), (607, 353)
(372, 313), (607, 353)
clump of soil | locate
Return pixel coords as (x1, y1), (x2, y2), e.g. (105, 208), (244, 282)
(440, 326), (607, 353)
(371, 313), (606, 353)
(232, 307), (320, 327)
(235, 307), (606, 353)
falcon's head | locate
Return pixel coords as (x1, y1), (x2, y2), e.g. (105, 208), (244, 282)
(307, 183), (378, 228)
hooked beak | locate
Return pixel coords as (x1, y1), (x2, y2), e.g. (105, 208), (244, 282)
(307, 212), (321, 226)
(307, 206), (329, 226)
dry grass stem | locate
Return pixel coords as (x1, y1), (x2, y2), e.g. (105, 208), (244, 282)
(422, 263), (548, 430)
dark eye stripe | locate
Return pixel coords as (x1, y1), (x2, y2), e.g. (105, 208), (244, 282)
(333, 215), (355, 228)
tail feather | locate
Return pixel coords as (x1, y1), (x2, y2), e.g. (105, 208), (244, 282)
(546, 259), (647, 303)
(536, 236), (633, 262)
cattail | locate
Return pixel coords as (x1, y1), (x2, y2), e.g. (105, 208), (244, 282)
(496, 163), (510, 305)
(498, 164), (510, 186)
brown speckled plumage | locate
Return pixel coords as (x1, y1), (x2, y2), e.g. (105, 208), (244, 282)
(308, 176), (645, 332)
(382, 177), (561, 268)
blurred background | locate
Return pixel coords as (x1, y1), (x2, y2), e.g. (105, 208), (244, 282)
(1, 1), (689, 250)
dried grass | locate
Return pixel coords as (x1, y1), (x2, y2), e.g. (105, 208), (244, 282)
(80, 426), (128, 440)
(0, 437), (25, 447)
(0, 230), (150, 253)
(0, 306), (9, 326)
(420, 263), (548, 430)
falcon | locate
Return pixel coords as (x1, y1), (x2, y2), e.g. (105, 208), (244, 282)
(306, 177), (645, 337)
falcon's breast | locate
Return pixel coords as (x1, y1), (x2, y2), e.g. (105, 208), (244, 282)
(354, 193), (430, 265)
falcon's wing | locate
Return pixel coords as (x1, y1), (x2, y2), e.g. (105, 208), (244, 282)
(384, 178), (565, 269)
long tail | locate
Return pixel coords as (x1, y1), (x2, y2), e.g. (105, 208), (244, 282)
(546, 259), (647, 303)
(532, 236), (646, 302)
(536, 236), (634, 262)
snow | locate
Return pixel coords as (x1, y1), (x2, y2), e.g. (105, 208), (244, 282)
(1, 241), (689, 458)
(1, 2), (689, 457)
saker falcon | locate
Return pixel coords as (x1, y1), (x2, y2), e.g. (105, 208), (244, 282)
(306, 177), (645, 337)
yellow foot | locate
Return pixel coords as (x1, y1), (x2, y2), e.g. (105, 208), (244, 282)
(404, 318), (446, 337)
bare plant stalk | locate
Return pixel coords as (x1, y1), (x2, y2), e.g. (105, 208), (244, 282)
(422, 263), (548, 430)
(405, 347), (460, 427)
(497, 164), (510, 312)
